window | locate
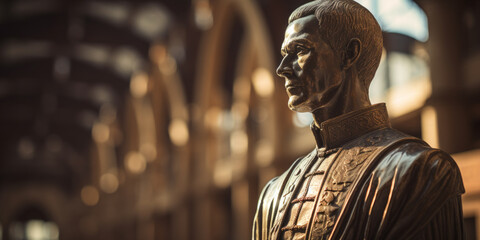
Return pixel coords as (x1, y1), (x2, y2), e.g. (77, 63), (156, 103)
(9, 220), (59, 240)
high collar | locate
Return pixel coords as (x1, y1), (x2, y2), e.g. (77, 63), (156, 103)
(311, 103), (391, 150)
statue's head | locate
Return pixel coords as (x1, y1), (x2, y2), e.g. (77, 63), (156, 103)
(276, 0), (383, 113)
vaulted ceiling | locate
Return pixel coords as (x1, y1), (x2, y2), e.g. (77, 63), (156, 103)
(0, 0), (189, 193)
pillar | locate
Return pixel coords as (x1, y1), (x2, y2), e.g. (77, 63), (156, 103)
(420, 0), (472, 153)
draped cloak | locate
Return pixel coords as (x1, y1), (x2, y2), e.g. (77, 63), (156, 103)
(252, 104), (465, 240)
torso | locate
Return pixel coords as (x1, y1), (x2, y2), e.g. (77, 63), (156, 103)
(280, 148), (338, 240)
(253, 105), (437, 240)
(268, 128), (413, 240)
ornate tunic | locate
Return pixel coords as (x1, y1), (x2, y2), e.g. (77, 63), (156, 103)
(279, 147), (338, 240)
(253, 104), (465, 240)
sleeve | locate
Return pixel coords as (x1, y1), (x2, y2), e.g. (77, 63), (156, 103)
(411, 195), (464, 240)
(375, 146), (465, 240)
(252, 177), (277, 240)
(339, 143), (465, 240)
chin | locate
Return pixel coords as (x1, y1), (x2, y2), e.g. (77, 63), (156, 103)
(288, 102), (313, 113)
(288, 96), (320, 113)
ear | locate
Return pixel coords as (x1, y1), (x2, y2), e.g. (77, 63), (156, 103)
(342, 38), (362, 70)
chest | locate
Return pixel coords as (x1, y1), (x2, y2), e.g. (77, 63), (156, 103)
(277, 147), (375, 240)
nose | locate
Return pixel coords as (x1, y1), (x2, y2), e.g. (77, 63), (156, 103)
(276, 56), (293, 78)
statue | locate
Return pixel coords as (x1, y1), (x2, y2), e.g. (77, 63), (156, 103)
(252, 0), (465, 239)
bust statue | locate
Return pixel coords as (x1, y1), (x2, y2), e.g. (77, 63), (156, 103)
(252, 0), (465, 239)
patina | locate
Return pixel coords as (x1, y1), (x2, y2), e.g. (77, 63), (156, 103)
(253, 0), (465, 239)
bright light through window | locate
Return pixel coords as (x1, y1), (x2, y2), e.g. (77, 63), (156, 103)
(10, 220), (59, 240)
(355, 0), (428, 42)
(293, 112), (313, 128)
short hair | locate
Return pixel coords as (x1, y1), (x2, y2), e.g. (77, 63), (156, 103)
(289, 0), (383, 90)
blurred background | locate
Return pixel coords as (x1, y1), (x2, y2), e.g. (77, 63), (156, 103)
(0, 0), (479, 239)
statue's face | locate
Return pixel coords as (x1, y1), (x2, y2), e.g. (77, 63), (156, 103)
(277, 15), (343, 112)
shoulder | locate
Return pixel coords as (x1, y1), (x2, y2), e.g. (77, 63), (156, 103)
(373, 138), (465, 195)
(377, 139), (460, 176)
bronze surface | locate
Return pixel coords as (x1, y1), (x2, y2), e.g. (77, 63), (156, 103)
(253, 0), (465, 239)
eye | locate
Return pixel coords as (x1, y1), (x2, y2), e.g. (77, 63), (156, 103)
(295, 45), (309, 55)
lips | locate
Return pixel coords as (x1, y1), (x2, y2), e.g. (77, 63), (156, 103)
(285, 82), (303, 95)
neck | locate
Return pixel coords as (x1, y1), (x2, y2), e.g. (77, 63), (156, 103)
(312, 71), (371, 128)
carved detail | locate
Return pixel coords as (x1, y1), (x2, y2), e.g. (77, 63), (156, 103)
(310, 130), (394, 239)
(320, 104), (390, 149)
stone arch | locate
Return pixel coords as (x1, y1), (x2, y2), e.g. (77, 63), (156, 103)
(0, 185), (76, 240)
(193, 0), (278, 185)
(192, 0), (278, 239)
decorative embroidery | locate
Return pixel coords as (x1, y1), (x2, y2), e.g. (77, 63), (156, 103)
(291, 196), (316, 204)
(305, 170), (325, 178)
(309, 129), (401, 239)
(320, 104), (390, 149)
(281, 224), (307, 232)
